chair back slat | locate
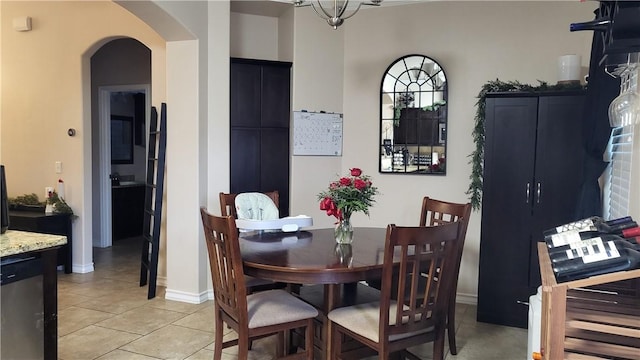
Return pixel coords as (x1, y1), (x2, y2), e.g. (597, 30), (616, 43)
(219, 191), (280, 219)
(420, 196), (470, 227)
(419, 197), (471, 287)
(199, 208), (248, 325)
(380, 222), (461, 338)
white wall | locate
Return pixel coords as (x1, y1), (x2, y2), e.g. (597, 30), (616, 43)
(289, 8), (347, 228)
(230, 12), (279, 60)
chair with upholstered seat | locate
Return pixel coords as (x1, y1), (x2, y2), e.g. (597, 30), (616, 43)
(419, 197), (471, 355)
(199, 207), (317, 359)
(328, 222), (461, 360)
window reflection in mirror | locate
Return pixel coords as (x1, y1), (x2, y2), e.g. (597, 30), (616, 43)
(379, 55), (447, 174)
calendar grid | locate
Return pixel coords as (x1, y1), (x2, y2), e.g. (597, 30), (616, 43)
(292, 111), (343, 156)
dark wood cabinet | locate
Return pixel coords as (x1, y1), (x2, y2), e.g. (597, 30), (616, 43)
(477, 91), (586, 328)
(112, 184), (145, 240)
(393, 107), (440, 146)
(230, 58), (291, 216)
(8, 210), (72, 274)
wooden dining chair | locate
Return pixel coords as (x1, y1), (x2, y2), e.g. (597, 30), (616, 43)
(199, 207), (317, 360)
(327, 222), (461, 360)
(219, 191), (282, 292)
(219, 191), (280, 219)
(419, 197), (472, 355)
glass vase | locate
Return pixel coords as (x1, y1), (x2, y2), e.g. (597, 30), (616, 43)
(335, 217), (354, 244)
(334, 244), (353, 267)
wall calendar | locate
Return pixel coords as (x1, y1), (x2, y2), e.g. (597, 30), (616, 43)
(292, 111), (343, 156)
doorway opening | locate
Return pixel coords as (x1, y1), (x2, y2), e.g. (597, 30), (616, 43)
(91, 37), (151, 250)
(97, 86), (150, 248)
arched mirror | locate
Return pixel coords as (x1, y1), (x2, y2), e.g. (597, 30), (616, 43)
(379, 55), (447, 174)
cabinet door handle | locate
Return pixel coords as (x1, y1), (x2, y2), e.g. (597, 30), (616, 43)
(526, 183), (530, 204)
(536, 182), (541, 204)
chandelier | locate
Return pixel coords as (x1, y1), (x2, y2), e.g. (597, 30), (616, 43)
(293, 0), (383, 29)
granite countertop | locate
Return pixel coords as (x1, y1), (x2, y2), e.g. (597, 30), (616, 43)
(0, 230), (67, 257)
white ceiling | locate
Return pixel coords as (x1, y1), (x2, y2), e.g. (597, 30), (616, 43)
(229, 0), (431, 18)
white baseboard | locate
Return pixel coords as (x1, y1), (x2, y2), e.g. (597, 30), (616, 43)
(164, 288), (212, 304)
(455, 292), (477, 306)
(72, 262), (94, 273)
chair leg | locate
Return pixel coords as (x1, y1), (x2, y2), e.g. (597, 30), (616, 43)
(276, 331), (285, 357)
(433, 328), (446, 360)
(305, 320), (314, 360)
(379, 350), (391, 360)
(237, 335), (250, 360)
(331, 324), (342, 359)
(448, 297), (458, 355)
(214, 314), (224, 360)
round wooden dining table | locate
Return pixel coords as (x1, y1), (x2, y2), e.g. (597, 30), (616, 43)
(239, 227), (388, 360)
(240, 227), (388, 284)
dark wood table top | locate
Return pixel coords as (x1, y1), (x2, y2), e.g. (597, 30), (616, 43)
(240, 227), (388, 285)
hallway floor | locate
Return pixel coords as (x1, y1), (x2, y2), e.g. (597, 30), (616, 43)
(57, 239), (528, 359)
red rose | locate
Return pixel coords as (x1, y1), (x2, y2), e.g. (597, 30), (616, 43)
(354, 178), (367, 190)
(339, 177), (351, 186)
(350, 168), (362, 176)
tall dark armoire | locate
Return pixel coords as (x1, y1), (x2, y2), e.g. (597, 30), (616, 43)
(477, 91), (586, 328)
(230, 58), (292, 217)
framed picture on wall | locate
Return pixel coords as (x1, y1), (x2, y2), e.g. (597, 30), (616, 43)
(111, 115), (134, 164)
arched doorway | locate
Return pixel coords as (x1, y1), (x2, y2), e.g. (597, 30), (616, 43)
(90, 38), (151, 251)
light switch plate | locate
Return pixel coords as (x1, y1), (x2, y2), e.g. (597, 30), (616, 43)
(55, 161), (62, 173)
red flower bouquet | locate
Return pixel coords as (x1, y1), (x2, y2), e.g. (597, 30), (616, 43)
(317, 167), (379, 221)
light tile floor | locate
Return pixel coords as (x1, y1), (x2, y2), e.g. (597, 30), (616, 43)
(57, 238), (528, 359)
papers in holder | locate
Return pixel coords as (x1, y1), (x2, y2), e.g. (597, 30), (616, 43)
(235, 215), (313, 232)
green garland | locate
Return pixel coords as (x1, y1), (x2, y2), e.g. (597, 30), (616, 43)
(466, 79), (585, 211)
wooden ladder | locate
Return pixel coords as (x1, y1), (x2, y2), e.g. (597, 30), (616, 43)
(139, 103), (167, 299)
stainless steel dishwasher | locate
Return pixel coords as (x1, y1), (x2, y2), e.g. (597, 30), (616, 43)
(1, 254), (44, 359)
